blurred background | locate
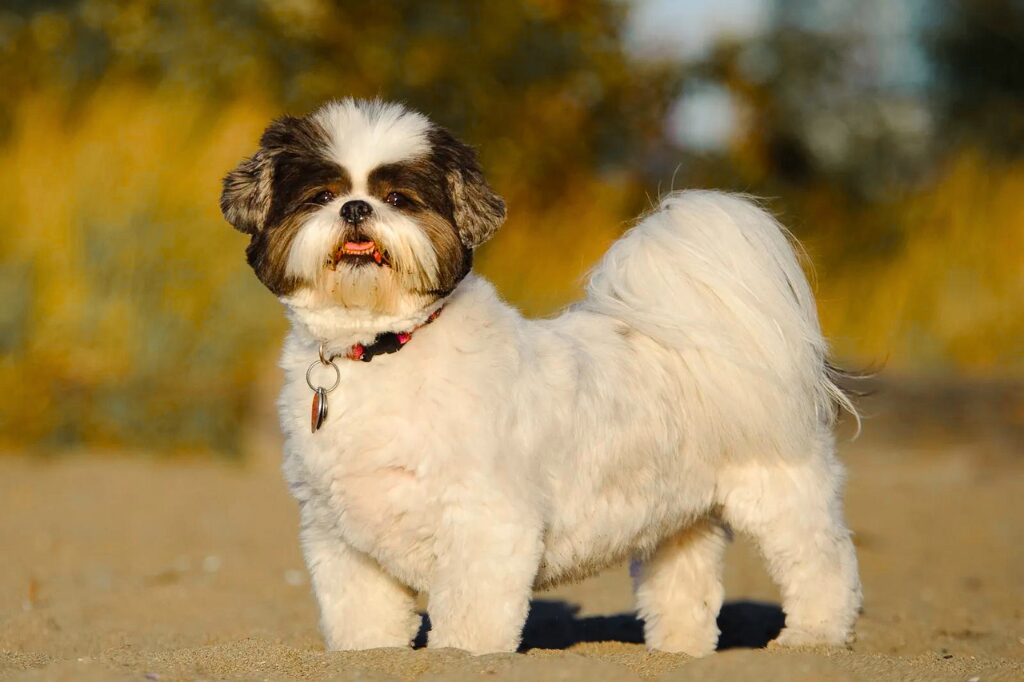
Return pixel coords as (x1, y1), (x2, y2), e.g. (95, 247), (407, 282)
(0, 0), (1021, 456)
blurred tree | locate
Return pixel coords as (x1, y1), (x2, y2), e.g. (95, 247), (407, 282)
(679, 1), (934, 202)
(0, 0), (679, 201)
(0, 0), (1020, 455)
(0, 0), (680, 454)
(928, 0), (1024, 157)
(656, 0), (1023, 375)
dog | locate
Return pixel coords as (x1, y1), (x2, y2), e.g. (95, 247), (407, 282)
(220, 98), (862, 656)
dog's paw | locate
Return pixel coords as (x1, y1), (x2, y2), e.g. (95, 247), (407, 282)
(646, 629), (719, 657)
(770, 626), (852, 650)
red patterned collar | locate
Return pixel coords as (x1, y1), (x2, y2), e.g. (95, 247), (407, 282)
(328, 305), (444, 363)
(307, 305), (444, 433)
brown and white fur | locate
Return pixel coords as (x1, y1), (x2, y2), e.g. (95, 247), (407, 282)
(221, 98), (862, 656)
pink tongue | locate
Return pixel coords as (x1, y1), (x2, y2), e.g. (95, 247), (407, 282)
(344, 241), (375, 252)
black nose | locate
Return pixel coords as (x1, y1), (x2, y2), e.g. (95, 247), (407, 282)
(340, 200), (373, 225)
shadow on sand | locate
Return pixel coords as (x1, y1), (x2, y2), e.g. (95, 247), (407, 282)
(415, 599), (784, 651)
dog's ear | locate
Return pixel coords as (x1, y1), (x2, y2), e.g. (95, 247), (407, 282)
(221, 115), (329, 234)
(222, 116), (314, 234)
(220, 149), (273, 235)
(447, 165), (506, 249)
(432, 129), (506, 248)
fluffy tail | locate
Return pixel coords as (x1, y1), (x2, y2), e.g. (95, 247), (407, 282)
(584, 191), (858, 447)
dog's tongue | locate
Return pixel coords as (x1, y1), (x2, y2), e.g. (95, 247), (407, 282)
(344, 241), (375, 253)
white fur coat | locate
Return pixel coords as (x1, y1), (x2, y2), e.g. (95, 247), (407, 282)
(275, 191), (861, 655)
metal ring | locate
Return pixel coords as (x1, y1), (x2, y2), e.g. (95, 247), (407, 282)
(318, 343), (331, 366)
(306, 359), (341, 393)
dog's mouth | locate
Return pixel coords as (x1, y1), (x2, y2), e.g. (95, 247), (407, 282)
(330, 239), (389, 268)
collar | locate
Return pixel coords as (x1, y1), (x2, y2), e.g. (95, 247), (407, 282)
(322, 305), (443, 363)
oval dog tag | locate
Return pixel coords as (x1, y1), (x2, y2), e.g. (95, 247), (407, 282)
(311, 387), (328, 433)
(306, 355), (340, 435)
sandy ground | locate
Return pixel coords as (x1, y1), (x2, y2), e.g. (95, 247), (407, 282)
(1, 381), (1023, 681)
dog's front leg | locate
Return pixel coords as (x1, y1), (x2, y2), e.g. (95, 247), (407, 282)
(299, 509), (420, 650)
(426, 502), (542, 654)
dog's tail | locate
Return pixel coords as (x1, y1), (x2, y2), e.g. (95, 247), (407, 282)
(584, 190), (859, 444)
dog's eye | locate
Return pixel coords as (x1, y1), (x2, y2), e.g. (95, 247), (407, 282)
(311, 190), (336, 205)
(385, 192), (412, 208)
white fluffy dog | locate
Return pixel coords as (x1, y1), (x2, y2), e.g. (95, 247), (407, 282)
(220, 98), (861, 656)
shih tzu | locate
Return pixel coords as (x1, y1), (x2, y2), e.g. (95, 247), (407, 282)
(220, 98), (861, 656)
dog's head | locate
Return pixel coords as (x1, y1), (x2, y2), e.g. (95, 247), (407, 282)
(221, 99), (505, 316)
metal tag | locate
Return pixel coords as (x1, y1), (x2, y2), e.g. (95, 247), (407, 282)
(311, 387), (328, 433)
(306, 349), (341, 435)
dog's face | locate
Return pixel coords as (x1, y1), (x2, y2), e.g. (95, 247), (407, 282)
(220, 100), (505, 315)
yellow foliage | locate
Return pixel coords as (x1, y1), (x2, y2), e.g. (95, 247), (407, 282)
(0, 84), (282, 450)
(0, 85), (1021, 452)
(817, 152), (1024, 373)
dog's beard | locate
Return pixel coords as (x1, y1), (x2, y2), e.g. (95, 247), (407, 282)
(284, 205), (447, 315)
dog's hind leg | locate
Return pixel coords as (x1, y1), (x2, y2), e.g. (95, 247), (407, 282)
(634, 517), (729, 656)
(718, 443), (861, 648)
